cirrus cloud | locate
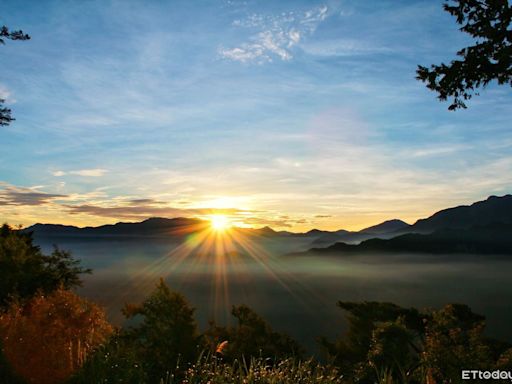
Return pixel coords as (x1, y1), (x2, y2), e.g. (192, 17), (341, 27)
(219, 5), (329, 63)
(53, 169), (108, 177)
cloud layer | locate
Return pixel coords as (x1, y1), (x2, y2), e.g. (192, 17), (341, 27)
(0, 184), (65, 206)
(219, 5), (328, 63)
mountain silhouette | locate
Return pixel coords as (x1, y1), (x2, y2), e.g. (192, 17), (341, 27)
(304, 223), (512, 256)
(26, 217), (208, 238)
(409, 195), (512, 233)
(301, 195), (512, 256)
(360, 219), (410, 234)
(23, 195), (512, 255)
(309, 223), (407, 247)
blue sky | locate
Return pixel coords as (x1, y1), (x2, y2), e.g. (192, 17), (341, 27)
(1, 0), (511, 231)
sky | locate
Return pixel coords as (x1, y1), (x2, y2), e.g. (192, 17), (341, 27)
(0, 0), (511, 232)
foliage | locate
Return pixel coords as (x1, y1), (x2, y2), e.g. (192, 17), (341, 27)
(417, 0), (512, 110)
(0, 288), (113, 384)
(68, 332), (148, 383)
(322, 301), (511, 383)
(367, 320), (420, 383)
(421, 304), (494, 383)
(0, 26), (30, 45)
(0, 25), (30, 126)
(319, 301), (423, 377)
(204, 304), (304, 362)
(73, 352), (345, 384)
(0, 100), (15, 127)
(0, 339), (25, 384)
(0, 224), (91, 308)
(496, 347), (512, 370)
(120, 278), (201, 382)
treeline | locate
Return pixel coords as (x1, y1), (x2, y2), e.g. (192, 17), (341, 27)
(1, 224), (512, 383)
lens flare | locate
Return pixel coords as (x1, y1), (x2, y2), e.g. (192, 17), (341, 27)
(105, 212), (325, 326)
(210, 214), (230, 231)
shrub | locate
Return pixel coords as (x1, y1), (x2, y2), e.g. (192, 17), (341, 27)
(68, 332), (148, 383)
(0, 288), (112, 384)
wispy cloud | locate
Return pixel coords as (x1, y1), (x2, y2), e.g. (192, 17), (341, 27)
(0, 182), (257, 223)
(219, 5), (329, 63)
(300, 39), (393, 57)
(0, 184), (65, 206)
(405, 144), (472, 158)
(64, 201), (250, 221)
(240, 216), (293, 228)
(53, 169), (108, 177)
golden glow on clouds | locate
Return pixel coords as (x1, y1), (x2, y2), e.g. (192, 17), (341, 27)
(203, 197), (239, 209)
(1, 182), (474, 232)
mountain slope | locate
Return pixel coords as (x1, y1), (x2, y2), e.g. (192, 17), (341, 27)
(305, 223), (512, 256)
(310, 221), (409, 247)
(410, 195), (512, 233)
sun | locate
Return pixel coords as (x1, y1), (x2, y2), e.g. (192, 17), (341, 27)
(210, 214), (231, 231)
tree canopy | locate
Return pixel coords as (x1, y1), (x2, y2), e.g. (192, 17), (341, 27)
(321, 301), (512, 383)
(204, 304), (304, 361)
(0, 25), (30, 126)
(0, 288), (112, 384)
(0, 224), (91, 307)
(121, 279), (200, 381)
(0, 26), (30, 45)
(417, 0), (512, 110)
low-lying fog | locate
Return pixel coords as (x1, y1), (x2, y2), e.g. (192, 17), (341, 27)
(36, 237), (512, 354)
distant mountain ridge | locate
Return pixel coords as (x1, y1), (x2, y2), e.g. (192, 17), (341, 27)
(300, 194), (512, 256)
(23, 195), (512, 253)
(304, 223), (512, 256)
(26, 217), (208, 238)
(409, 195), (512, 233)
(24, 218), (405, 242)
(360, 219), (410, 234)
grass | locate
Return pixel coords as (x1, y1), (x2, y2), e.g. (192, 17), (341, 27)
(163, 354), (346, 384)
(70, 349), (347, 384)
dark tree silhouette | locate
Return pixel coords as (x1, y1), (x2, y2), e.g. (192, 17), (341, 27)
(0, 102), (14, 127)
(204, 304), (304, 361)
(0, 26), (30, 44)
(0, 25), (30, 126)
(321, 301), (511, 383)
(417, 0), (512, 110)
(121, 279), (200, 382)
(0, 224), (91, 307)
